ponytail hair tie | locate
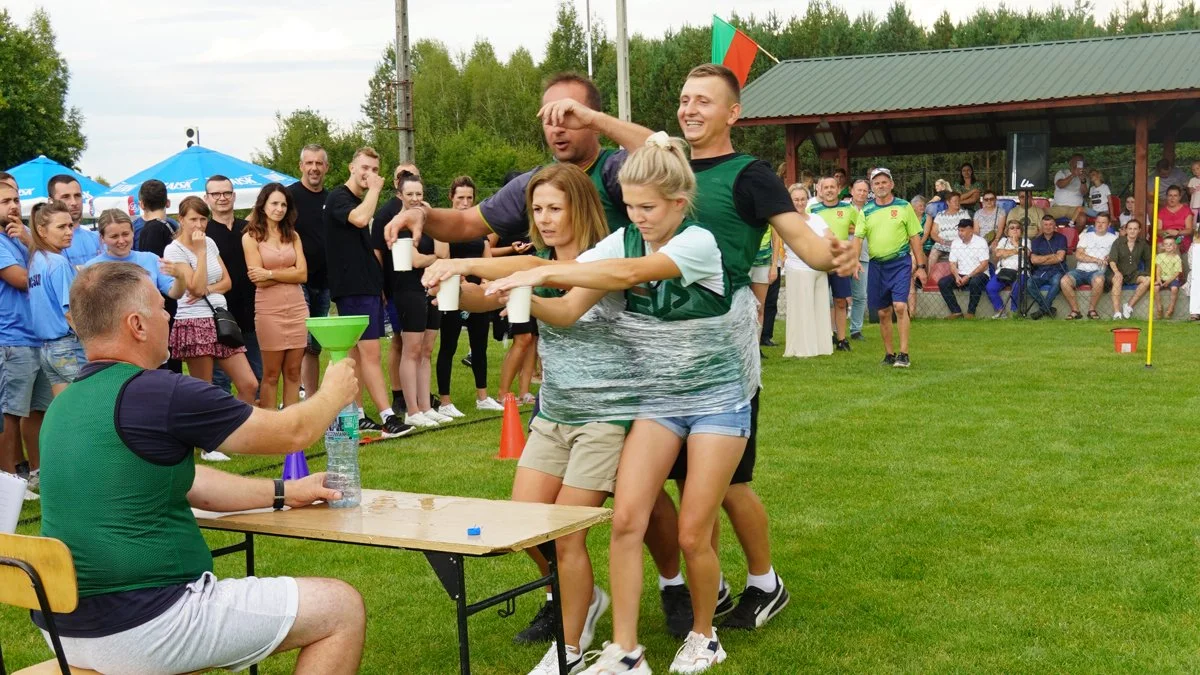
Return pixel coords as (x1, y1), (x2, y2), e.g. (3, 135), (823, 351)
(646, 131), (673, 149)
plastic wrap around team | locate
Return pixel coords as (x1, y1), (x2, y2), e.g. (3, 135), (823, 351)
(537, 286), (761, 425)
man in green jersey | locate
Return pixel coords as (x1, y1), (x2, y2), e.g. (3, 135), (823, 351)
(35, 263), (366, 674)
(855, 168), (927, 368)
(808, 176), (863, 350)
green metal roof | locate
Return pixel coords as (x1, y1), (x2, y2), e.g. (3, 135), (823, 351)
(740, 31), (1200, 122)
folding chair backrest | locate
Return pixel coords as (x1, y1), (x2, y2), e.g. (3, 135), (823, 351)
(0, 533), (78, 613)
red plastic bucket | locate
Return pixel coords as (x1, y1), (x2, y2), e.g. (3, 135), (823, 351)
(1111, 327), (1140, 354)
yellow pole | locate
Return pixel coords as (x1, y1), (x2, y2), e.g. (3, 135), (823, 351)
(1145, 177), (1160, 368)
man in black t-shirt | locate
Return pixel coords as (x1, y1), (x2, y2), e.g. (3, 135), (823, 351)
(289, 144), (331, 397)
(134, 179), (182, 374)
(205, 175), (261, 399)
(323, 147), (410, 438)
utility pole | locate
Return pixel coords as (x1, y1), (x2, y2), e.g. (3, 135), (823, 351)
(615, 0), (630, 121)
(395, 0), (414, 164)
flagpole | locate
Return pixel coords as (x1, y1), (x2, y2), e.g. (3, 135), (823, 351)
(757, 44), (780, 63)
(615, 0), (630, 121)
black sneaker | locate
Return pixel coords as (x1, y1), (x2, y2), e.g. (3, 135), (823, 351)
(881, 353), (896, 366)
(835, 339), (851, 352)
(660, 584), (694, 639)
(715, 584), (735, 619)
(1029, 308), (1044, 320)
(720, 575), (790, 630)
(461, 353), (473, 368)
(850, 331), (865, 341)
(760, 338), (777, 347)
(358, 416), (383, 434)
(513, 601), (555, 644)
(381, 415), (414, 439)
(832, 333), (838, 346)
(430, 394), (440, 411)
(15, 461), (30, 480)
(894, 352), (911, 368)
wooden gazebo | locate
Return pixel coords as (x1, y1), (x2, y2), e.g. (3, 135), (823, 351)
(737, 31), (1200, 220)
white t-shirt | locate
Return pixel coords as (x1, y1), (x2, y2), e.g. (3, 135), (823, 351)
(1189, 176), (1200, 209)
(948, 234), (990, 276)
(1075, 230), (1118, 273)
(783, 214), (829, 272)
(1088, 183), (1111, 213)
(1053, 169), (1085, 207)
(164, 237), (228, 319)
(995, 237), (1019, 272)
(933, 210), (968, 252)
(577, 226), (725, 296)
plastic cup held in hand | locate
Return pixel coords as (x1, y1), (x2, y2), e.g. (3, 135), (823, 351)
(392, 238), (414, 271)
(437, 274), (461, 311)
(506, 285), (533, 323)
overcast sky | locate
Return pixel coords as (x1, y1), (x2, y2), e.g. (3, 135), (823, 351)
(8, 0), (1127, 182)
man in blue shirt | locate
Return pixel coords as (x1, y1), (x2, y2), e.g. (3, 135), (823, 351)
(1027, 215), (1068, 319)
(0, 181), (51, 498)
(48, 175), (102, 268)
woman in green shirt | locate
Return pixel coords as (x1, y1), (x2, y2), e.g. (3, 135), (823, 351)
(956, 162), (982, 213)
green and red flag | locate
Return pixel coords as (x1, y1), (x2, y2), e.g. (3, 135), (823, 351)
(711, 15), (760, 86)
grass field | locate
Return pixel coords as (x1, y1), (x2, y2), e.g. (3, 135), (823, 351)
(3, 319), (1200, 674)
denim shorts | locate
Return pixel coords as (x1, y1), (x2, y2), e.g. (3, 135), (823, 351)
(1066, 268), (1104, 287)
(652, 402), (752, 440)
(39, 335), (86, 386)
(0, 345), (52, 417)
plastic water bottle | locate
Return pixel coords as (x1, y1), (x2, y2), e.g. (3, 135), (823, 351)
(323, 404), (361, 508)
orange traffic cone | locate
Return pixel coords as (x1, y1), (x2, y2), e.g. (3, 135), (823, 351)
(496, 393), (526, 460)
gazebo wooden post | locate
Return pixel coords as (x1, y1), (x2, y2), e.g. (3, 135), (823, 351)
(785, 125), (799, 187)
(1133, 113), (1149, 222)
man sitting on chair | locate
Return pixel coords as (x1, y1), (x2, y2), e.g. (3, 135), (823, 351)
(33, 262), (366, 675)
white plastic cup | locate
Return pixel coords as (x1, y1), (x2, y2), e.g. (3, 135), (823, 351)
(392, 239), (413, 271)
(506, 285), (533, 323)
(437, 274), (461, 311)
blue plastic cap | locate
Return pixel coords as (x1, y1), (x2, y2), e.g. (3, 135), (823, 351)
(467, 526), (481, 536)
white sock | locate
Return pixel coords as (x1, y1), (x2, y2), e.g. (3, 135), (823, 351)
(746, 567), (778, 593)
(719, 576), (729, 592)
(658, 573), (684, 590)
(380, 407), (394, 419)
(356, 407), (365, 419)
(546, 591), (554, 602)
(565, 644), (581, 657)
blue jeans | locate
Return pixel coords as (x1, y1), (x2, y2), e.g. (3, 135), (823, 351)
(302, 284), (332, 355)
(653, 402), (752, 439)
(1027, 272), (1064, 313)
(212, 330), (262, 395)
(849, 261), (868, 333)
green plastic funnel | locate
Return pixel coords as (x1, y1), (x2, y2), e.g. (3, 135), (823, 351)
(306, 315), (369, 362)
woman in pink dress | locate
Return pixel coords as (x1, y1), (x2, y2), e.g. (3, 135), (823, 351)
(1157, 184), (1194, 254)
(242, 183), (309, 410)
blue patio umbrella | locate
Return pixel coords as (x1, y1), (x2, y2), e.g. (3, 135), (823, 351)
(5, 155), (109, 218)
(94, 145), (298, 216)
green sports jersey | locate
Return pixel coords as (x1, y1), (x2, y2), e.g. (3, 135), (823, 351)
(692, 154), (764, 290)
(753, 228), (773, 266)
(623, 222), (731, 321)
(860, 197), (923, 261)
(807, 201), (864, 241)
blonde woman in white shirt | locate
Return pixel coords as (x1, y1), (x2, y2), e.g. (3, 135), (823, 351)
(985, 221), (1024, 318)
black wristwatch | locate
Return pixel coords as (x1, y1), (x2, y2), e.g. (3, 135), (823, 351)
(273, 479), (285, 511)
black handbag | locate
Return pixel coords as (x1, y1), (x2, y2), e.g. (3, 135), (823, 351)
(997, 268), (1019, 284)
(203, 297), (245, 348)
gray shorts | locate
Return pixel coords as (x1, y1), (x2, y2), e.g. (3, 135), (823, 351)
(0, 345), (52, 417)
(44, 572), (298, 675)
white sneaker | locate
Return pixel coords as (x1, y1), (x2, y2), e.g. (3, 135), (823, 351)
(425, 409), (454, 423)
(580, 586), (610, 652)
(529, 643), (584, 675)
(518, 393), (537, 406)
(24, 488), (39, 501)
(298, 386), (307, 400)
(669, 630), (726, 674)
(1113, 312), (1123, 320)
(1123, 303), (1134, 319)
(26, 469), (39, 492)
(580, 643), (651, 674)
(475, 397), (504, 411)
(200, 450), (232, 462)
(439, 403), (465, 418)
(405, 412), (439, 428)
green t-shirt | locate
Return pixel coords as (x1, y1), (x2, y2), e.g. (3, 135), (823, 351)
(807, 201), (865, 241)
(860, 197), (923, 261)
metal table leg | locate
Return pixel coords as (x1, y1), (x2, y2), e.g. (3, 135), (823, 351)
(537, 541), (568, 674)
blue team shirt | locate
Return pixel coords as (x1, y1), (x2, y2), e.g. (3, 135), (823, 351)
(28, 250), (75, 340)
(1030, 232), (1068, 276)
(85, 250), (175, 295)
(0, 235), (37, 347)
(63, 226), (101, 269)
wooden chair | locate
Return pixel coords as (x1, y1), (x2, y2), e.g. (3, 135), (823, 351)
(0, 533), (99, 675)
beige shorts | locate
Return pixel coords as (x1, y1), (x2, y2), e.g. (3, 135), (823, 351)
(519, 417), (626, 493)
(1047, 204), (1082, 220)
(750, 264), (772, 285)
